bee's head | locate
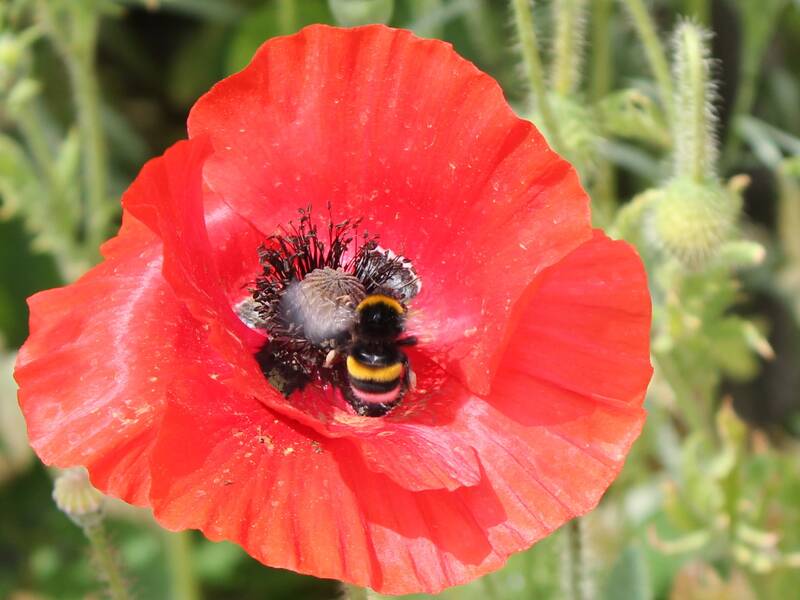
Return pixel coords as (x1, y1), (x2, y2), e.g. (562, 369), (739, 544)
(356, 294), (405, 339)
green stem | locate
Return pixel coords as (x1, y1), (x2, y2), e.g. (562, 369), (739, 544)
(14, 104), (56, 183)
(620, 0), (674, 125)
(165, 531), (201, 600)
(552, 0), (587, 96)
(561, 519), (591, 600)
(672, 22), (715, 182)
(277, 0), (296, 34)
(510, 0), (564, 151)
(590, 0), (613, 103)
(12, 105), (88, 280)
(84, 523), (132, 600)
(590, 0), (617, 219)
(68, 37), (108, 253)
(37, 0), (109, 257)
(654, 351), (707, 432)
(15, 102), (80, 225)
(778, 164), (800, 265)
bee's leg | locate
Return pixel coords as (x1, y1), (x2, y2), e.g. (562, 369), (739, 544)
(324, 349), (338, 368)
(401, 352), (417, 391)
(397, 336), (418, 347)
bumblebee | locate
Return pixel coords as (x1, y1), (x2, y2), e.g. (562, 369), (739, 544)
(342, 294), (417, 417)
(248, 208), (420, 416)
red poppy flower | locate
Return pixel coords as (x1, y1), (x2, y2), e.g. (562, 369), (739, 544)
(14, 25), (651, 594)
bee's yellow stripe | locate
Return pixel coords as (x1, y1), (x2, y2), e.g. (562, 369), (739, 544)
(346, 356), (403, 382)
(356, 294), (404, 315)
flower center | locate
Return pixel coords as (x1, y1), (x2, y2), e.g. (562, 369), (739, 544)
(238, 207), (421, 417)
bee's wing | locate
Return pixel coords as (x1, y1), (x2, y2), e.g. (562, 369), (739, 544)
(357, 246), (421, 301)
(235, 297), (269, 330)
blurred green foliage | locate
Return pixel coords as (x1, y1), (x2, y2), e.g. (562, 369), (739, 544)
(1, 0), (800, 598)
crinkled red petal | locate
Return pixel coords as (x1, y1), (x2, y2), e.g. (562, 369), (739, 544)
(145, 231), (651, 594)
(188, 24), (592, 395)
(14, 140), (276, 504)
(15, 219), (169, 505)
(120, 137), (265, 354)
(148, 370), (507, 594)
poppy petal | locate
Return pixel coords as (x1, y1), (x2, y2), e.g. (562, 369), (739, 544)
(15, 221), (171, 505)
(146, 232), (651, 594)
(120, 137), (265, 353)
(459, 231), (651, 534)
(148, 371), (509, 594)
(188, 24), (592, 395)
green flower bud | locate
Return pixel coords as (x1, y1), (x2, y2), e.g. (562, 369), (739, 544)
(6, 77), (40, 115)
(52, 468), (105, 529)
(328, 0), (394, 26)
(651, 177), (741, 269)
(0, 34), (22, 72)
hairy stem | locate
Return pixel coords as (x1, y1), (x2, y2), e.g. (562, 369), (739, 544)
(552, 0), (587, 96)
(510, 0), (564, 151)
(561, 518), (593, 600)
(672, 22), (716, 182)
(590, 0), (617, 218)
(84, 523), (132, 600)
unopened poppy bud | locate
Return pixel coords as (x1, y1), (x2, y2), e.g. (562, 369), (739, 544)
(651, 177), (741, 269)
(52, 468), (105, 529)
(328, 0), (394, 26)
